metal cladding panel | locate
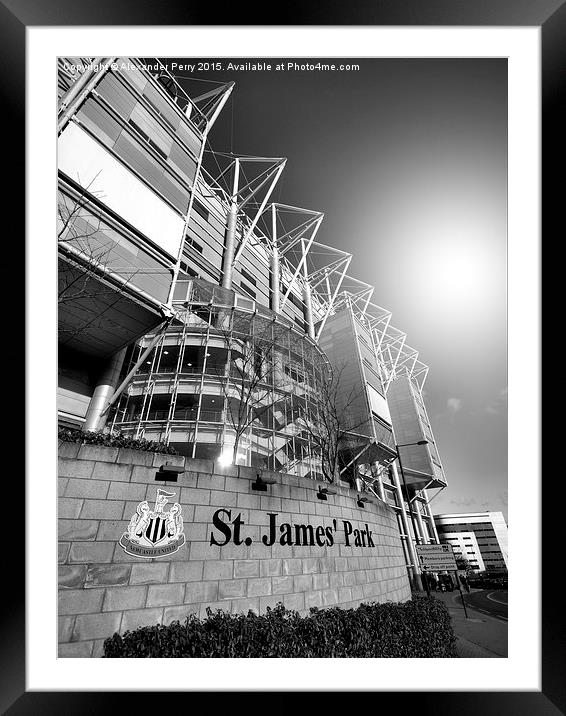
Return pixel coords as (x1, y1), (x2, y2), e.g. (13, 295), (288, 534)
(138, 76), (202, 156)
(109, 65), (203, 160)
(136, 75), (180, 126)
(58, 122), (186, 261)
(237, 244), (272, 309)
(115, 59), (148, 92)
(353, 318), (389, 418)
(367, 384), (392, 425)
(175, 119), (203, 159)
(79, 81), (199, 209)
(58, 188), (173, 304)
(386, 375), (445, 485)
(319, 309), (396, 456)
(96, 72), (137, 120)
(113, 132), (190, 214)
(318, 310), (372, 437)
(168, 143), (199, 186)
(192, 193), (228, 233)
(129, 102), (172, 151)
(371, 417), (396, 455)
(186, 214), (225, 259)
(77, 99), (123, 146)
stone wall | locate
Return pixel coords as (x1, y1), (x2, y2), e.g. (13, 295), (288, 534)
(58, 442), (411, 657)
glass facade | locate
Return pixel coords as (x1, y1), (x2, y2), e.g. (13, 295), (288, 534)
(111, 279), (329, 478)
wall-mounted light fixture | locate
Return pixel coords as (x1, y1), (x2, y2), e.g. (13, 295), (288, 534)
(155, 462), (185, 482)
(317, 486), (337, 501)
(251, 472), (277, 492)
(356, 495), (373, 508)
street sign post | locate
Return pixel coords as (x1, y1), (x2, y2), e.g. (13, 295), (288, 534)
(416, 544), (457, 572)
(416, 544), (469, 617)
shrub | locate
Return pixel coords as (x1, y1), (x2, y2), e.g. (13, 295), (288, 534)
(58, 428), (178, 455)
(103, 597), (457, 658)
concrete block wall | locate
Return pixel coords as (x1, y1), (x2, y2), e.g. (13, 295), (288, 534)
(58, 441), (411, 657)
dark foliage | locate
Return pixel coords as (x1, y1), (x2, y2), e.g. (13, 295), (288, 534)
(58, 427), (178, 455)
(103, 597), (457, 658)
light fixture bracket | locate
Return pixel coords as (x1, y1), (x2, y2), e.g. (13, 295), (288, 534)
(252, 472), (277, 491)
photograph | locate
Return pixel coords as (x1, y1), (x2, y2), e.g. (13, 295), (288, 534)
(10, 7), (555, 706)
(56, 54), (508, 659)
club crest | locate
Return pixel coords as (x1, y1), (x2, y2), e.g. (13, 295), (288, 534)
(119, 489), (186, 558)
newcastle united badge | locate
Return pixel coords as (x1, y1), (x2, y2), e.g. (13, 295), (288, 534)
(120, 488), (186, 558)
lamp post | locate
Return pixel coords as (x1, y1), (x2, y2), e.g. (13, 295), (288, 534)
(396, 440), (429, 594)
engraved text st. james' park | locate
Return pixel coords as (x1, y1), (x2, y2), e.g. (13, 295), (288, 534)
(209, 509), (375, 548)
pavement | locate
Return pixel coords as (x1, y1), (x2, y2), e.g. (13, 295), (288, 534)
(426, 588), (508, 658)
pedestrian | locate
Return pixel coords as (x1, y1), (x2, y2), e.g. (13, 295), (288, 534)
(460, 574), (470, 593)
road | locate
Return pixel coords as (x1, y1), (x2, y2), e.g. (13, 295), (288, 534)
(457, 589), (508, 621)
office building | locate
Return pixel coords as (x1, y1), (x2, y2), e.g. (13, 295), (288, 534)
(434, 511), (509, 574)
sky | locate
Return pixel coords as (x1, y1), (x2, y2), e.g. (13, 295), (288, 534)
(172, 58), (508, 521)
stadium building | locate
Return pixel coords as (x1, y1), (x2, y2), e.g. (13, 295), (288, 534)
(57, 57), (447, 604)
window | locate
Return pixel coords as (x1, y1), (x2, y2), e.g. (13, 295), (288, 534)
(281, 283), (304, 309)
(241, 268), (257, 287)
(192, 197), (210, 222)
(179, 261), (198, 278)
(185, 236), (203, 253)
(239, 281), (256, 299)
(285, 365), (305, 383)
(173, 394), (198, 420)
(156, 346), (180, 373)
(181, 346), (205, 372)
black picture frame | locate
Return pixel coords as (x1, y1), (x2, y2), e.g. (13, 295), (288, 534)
(10, 0), (560, 711)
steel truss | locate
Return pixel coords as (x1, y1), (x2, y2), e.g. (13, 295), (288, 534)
(60, 59), (432, 392)
(198, 176), (431, 390)
(157, 71), (432, 393)
(131, 66), (445, 554)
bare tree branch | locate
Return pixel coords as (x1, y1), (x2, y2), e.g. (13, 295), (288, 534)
(210, 312), (287, 465)
(298, 363), (371, 483)
(58, 184), (147, 344)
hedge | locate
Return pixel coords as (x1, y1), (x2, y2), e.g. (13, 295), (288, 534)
(103, 597), (457, 658)
(58, 428), (178, 455)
